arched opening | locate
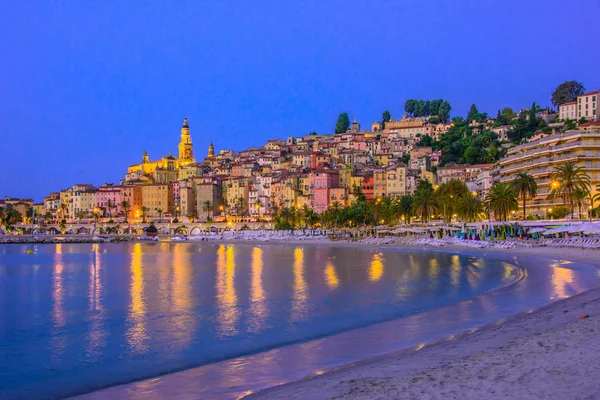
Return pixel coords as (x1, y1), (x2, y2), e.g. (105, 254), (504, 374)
(77, 227), (90, 235)
(174, 226), (187, 235)
(47, 227), (59, 235)
(189, 226), (203, 236)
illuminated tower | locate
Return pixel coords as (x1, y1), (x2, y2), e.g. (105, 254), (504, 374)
(142, 150), (149, 163)
(208, 142), (215, 158)
(178, 117), (194, 164)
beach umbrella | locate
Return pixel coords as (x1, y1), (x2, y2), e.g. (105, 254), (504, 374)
(528, 227), (547, 234)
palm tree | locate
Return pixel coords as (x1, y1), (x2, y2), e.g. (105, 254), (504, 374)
(254, 199), (263, 216)
(235, 197), (247, 216)
(141, 206), (150, 223)
(121, 200), (131, 221)
(412, 186), (438, 223)
(397, 195), (413, 225)
(202, 200), (212, 220)
(512, 172), (537, 218)
(572, 187), (589, 219)
(486, 182), (518, 221)
(156, 208), (163, 222)
(60, 203), (69, 221)
(456, 193), (484, 222)
(329, 201), (342, 226)
(550, 162), (591, 218)
(106, 199), (114, 218)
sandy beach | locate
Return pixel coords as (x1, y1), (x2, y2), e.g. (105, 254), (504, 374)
(247, 246), (600, 400)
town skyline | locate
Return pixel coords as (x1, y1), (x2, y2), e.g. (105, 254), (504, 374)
(2, 89), (596, 202)
(2, 1), (600, 199)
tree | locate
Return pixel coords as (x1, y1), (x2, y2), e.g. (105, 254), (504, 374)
(572, 188), (589, 219)
(121, 200), (131, 220)
(551, 81), (585, 107)
(382, 110), (391, 128)
(463, 146), (480, 164)
(405, 99), (416, 116)
(512, 172), (538, 218)
(467, 104), (479, 122)
(528, 102), (537, 129)
(398, 195), (414, 224)
(435, 180), (469, 221)
(329, 201), (343, 226)
(335, 113), (350, 134)
(550, 162), (591, 218)
(106, 199), (114, 218)
(438, 101), (451, 123)
(156, 208), (163, 222)
(1, 204), (22, 229)
(235, 197), (247, 216)
(202, 200), (212, 220)
(487, 182), (518, 221)
(60, 203), (69, 220)
(412, 180), (438, 222)
(456, 193), (484, 222)
(141, 206), (149, 223)
(417, 134), (433, 147)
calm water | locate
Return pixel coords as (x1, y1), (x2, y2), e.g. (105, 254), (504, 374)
(0, 242), (521, 399)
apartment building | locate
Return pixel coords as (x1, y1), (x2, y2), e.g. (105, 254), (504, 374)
(497, 129), (600, 216)
(577, 90), (599, 121)
(141, 184), (173, 217)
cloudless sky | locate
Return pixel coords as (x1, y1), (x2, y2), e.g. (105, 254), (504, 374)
(1, 0), (599, 200)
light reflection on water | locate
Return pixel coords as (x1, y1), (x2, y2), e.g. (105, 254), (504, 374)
(0, 243), (585, 400)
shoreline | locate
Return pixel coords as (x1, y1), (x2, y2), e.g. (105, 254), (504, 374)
(247, 246), (600, 400)
(67, 243), (600, 400)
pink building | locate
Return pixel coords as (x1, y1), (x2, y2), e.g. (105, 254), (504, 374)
(353, 141), (367, 151)
(96, 185), (122, 217)
(309, 169), (339, 213)
(171, 181), (180, 215)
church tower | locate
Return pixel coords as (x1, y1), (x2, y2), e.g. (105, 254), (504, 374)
(178, 117), (194, 164)
(208, 142), (215, 157)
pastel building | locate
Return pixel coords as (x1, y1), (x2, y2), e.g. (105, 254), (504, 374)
(96, 185), (122, 216)
(577, 90), (599, 121)
(309, 169), (339, 213)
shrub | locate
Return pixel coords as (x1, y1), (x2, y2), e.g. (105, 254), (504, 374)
(548, 206), (570, 219)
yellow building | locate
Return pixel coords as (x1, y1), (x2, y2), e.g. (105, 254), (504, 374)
(497, 129), (600, 217)
(225, 178), (249, 215)
(141, 184), (173, 217)
(385, 164), (408, 198)
(126, 118), (195, 182)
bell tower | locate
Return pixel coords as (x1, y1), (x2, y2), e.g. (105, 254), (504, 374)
(178, 117), (194, 164)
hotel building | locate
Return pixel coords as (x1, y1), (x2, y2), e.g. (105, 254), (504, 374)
(497, 129), (600, 217)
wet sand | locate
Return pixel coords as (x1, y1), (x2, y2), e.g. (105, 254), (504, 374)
(249, 246), (600, 400)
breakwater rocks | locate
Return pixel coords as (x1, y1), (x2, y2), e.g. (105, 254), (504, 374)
(0, 235), (136, 244)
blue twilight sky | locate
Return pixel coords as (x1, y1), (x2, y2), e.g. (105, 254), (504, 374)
(1, 1), (599, 201)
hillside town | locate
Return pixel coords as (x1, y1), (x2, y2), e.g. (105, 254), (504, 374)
(2, 83), (600, 230)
